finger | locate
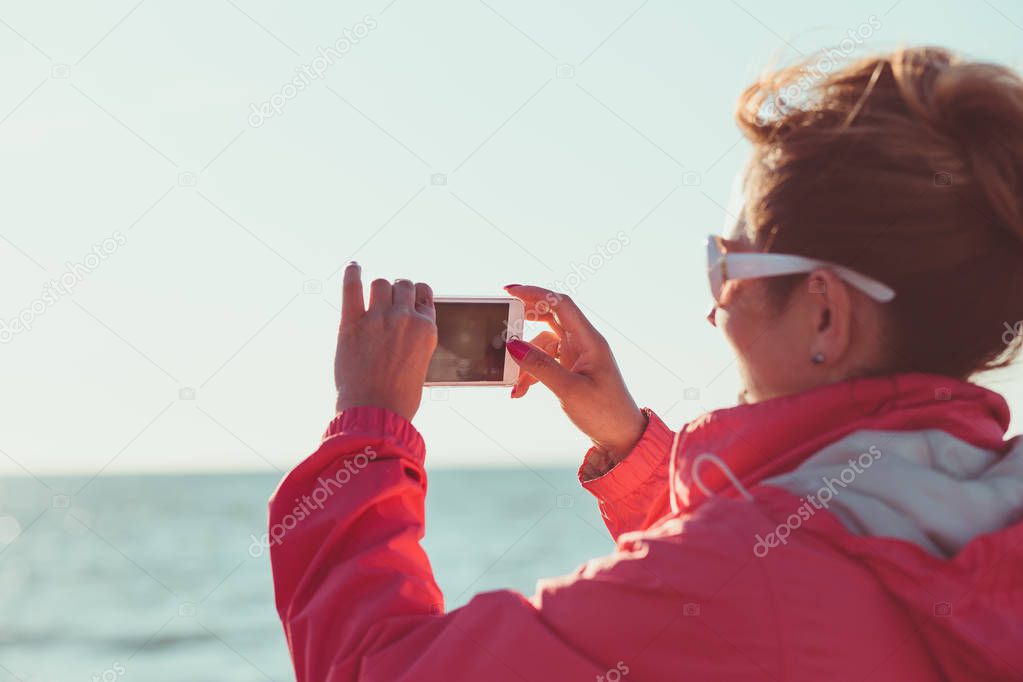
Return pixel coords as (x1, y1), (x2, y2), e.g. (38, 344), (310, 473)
(504, 285), (563, 334)
(527, 330), (561, 352)
(504, 285), (595, 341)
(341, 261), (365, 325)
(506, 338), (581, 398)
(414, 282), (435, 321)
(369, 278), (392, 311)
(529, 312), (564, 337)
(392, 279), (415, 311)
(510, 331), (559, 398)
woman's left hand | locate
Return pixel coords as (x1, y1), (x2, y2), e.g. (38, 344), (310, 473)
(334, 262), (438, 420)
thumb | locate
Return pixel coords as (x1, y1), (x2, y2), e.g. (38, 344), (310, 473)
(506, 338), (579, 398)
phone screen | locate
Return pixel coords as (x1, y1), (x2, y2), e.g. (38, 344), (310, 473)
(426, 302), (510, 383)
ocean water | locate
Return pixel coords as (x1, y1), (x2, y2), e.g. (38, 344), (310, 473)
(0, 468), (614, 682)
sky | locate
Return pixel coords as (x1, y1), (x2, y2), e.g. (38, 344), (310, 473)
(1, 0), (1022, 475)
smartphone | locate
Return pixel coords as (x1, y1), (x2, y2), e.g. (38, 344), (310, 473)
(425, 297), (525, 386)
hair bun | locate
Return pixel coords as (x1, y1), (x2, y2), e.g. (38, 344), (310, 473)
(924, 54), (1023, 243)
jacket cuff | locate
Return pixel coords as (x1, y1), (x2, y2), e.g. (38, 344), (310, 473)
(580, 409), (674, 502)
(323, 406), (426, 467)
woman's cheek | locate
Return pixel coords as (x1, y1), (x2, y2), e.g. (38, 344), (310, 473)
(718, 306), (751, 352)
(717, 288), (774, 384)
(717, 309), (756, 392)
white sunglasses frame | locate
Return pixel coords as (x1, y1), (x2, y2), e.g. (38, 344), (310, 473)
(705, 235), (896, 303)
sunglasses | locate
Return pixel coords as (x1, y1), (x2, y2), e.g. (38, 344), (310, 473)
(705, 235), (896, 304)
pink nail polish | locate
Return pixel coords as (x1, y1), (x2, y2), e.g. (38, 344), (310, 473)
(506, 339), (529, 361)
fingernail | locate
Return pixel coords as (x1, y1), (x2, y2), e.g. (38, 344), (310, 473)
(506, 338), (529, 361)
(503, 283), (521, 290)
(347, 260), (359, 267)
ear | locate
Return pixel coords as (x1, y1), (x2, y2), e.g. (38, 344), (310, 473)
(806, 268), (853, 366)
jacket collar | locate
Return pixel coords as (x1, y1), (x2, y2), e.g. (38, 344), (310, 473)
(669, 373), (1010, 513)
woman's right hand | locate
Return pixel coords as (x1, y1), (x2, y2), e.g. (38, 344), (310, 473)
(504, 285), (648, 465)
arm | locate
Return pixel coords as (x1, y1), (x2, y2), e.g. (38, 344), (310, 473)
(270, 407), (780, 682)
(269, 407), (606, 681)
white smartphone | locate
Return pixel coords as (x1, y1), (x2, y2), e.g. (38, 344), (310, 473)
(425, 297), (525, 386)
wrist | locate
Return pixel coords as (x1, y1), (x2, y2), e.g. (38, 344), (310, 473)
(336, 391), (415, 421)
(582, 409), (649, 480)
(598, 407), (650, 460)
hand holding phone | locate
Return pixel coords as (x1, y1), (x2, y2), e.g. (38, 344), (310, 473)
(334, 263), (437, 420)
(503, 285), (648, 463)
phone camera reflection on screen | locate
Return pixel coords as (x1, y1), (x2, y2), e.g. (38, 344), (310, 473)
(426, 303), (509, 382)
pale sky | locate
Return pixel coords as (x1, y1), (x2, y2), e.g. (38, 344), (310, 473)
(1, 0), (1021, 474)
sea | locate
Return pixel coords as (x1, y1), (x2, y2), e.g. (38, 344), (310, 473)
(0, 468), (614, 682)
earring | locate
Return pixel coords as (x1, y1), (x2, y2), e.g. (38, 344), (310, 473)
(811, 352), (825, 365)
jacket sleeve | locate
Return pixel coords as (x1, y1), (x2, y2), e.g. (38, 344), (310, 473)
(269, 406), (609, 681)
(268, 407), (780, 682)
(578, 409), (677, 541)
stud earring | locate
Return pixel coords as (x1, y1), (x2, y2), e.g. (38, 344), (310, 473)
(811, 352), (825, 365)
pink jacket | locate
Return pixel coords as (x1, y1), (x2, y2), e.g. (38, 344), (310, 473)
(269, 373), (1023, 680)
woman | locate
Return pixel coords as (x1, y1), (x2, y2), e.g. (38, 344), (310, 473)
(269, 47), (1023, 680)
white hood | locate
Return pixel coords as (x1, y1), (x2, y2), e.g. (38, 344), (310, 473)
(763, 429), (1023, 557)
